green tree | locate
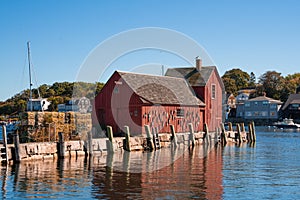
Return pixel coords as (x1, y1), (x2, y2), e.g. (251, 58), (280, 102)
(249, 72), (256, 88)
(15, 99), (27, 113)
(47, 96), (65, 111)
(222, 68), (250, 95)
(0, 81), (104, 115)
(222, 77), (237, 95)
(96, 82), (105, 95)
(38, 84), (50, 98)
(258, 71), (284, 100)
(280, 73), (300, 102)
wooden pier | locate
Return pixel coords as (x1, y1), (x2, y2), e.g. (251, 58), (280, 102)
(0, 122), (255, 164)
(220, 122), (256, 145)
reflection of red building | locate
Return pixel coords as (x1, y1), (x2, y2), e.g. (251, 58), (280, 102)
(141, 146), (223, 199)
(94, 71), (205, 135)
(91, 146), (223, 199)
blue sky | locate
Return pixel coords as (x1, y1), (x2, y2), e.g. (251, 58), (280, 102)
(0, 0), (300, 101)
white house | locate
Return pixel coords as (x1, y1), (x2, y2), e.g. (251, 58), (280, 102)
(58, 97), (91, 113)
(27, 98), (51, 111)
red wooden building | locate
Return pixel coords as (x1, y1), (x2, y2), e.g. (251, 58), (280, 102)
(93, 71), (205, 136)
(165, 58), (225, 132)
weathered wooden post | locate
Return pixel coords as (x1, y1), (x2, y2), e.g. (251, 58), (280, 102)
(48, 124), (51, 142)
(88, 131), (93, 156)
(188, 123), (195, 148)
(204, 123), (209, 144)
(107, 126), (114, 153)
(215, 127), (219, 143)
(144, 125), (154, 151)
(13, 131), (21, 162)
(220, 123), (227, 145)
(236, 124), (242, 144)
(124, 126), (131, 152)
(248, 122), (253, 142)
(170, 124), (178, 148)
(2, 125), (8, 163)
(251, 121), (256, 142)
(228, 122), (233, 131)
(241, 123), (245, 132)
(58, 132), (65, 158)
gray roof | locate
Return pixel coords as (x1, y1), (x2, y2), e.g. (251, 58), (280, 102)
(165, 66), (217, 87)
(248, 96), (282, 104)
(118, 71), (204, 106)
(281, 94), (300, 110)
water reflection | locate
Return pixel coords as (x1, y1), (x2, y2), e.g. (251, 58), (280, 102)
(92, 144), (223, 199)
(1, 144), (223, 199)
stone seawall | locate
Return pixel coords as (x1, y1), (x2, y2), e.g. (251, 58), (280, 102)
(3, 131), (210, 163)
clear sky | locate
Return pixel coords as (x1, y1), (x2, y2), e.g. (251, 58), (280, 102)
(1, 0), (300, 101)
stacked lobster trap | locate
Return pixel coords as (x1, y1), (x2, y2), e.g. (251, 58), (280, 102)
(17, 111), (92, 143)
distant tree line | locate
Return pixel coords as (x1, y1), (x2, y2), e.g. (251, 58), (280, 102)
(1, 68), (300, 117)
(222, 68), (300, 102)
(0, 82), (104, 116)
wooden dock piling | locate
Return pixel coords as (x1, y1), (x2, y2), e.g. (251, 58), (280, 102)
(236, 124), (242, 144)
(170, 124), (178, 148)
(228, 122), (233, 131)
(188, 123), (195, 148)
(124, 126), (131, 152)
(220, 123), (227, 145)
(248, 122), (253, 142)
(58, 132), (65, 158)
(144, 125), (154, 151)
(251, 121), (256, 142)
(87, 131), (93, 156)
(13, 131), (21, 162)
(107, 126), (114, 152)
(204, 123), (209, 144)
(241, 123), (245, 132)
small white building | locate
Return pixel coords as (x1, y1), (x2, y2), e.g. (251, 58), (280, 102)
(58, 97), (91, 113)
(27, 98), (51, 111)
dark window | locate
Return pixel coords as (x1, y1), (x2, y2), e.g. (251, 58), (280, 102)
(134, 109), (138, 117)
(212, 84), (216, 99)
(176, 109), (185, 117)
(113, 87), (119, 93)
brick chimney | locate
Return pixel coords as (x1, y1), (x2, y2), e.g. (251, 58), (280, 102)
(196, 57), (202, 71)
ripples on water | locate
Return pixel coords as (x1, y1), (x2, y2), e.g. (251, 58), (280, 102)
(0, 127), (300, 199)
(222, 127), (300, 200)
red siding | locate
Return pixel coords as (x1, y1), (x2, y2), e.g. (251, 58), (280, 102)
(192, 69), (223, 132)
(141, 105), (205, 134)
(94, 71), (206, 136)
(94, 72), (143, 135)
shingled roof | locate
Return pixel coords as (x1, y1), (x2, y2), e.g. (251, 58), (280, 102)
(281, 94), (300, 110)
(117, 71), (205, 106)
(248, 96), (283, 104)
(165, 66), (224, 89)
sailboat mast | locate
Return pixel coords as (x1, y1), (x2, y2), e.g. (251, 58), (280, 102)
(27, 41), (33, 111)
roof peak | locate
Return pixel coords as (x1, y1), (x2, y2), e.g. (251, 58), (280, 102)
(116, 70), (185, 81)
(167, 66), (216, 70)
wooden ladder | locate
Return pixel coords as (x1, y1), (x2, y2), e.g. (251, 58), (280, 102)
(152, 128), (161, 150)
(0, 125), (8, 163)
(0, 143), (7, 163)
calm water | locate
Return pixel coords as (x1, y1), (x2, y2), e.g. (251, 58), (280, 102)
(0, 128), (300, 199)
